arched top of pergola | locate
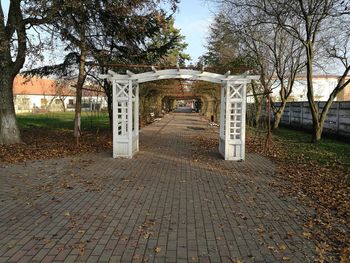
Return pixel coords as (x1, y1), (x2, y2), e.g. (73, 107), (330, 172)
(100, 68), (258, 84)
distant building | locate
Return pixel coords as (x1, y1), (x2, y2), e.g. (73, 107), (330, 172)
(271, 75), (350, 102)
(13, 75), (107, 113)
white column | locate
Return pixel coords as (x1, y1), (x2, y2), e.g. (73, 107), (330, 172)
(112, 81), (133, 158)
(222, 80), (247, 160)
(219, 84), (226, 157)
(112, 80), (118, 158)
(127, 80), (133, 157)
(224, 82), (231, 159)
(134, 82), (140, 152)
(241, 81), (247, 161)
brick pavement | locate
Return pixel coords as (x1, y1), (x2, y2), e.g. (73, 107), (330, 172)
(0, 112), (316, 262)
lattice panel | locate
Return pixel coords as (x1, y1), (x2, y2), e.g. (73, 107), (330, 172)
(115, 83), (129, 98)
(115, 83), (137, 98)
(229, 84), (243, 99)
(116, 101), (129, 136)
(229, 102), (242, 140)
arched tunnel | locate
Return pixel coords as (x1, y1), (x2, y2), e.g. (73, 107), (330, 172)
(139, 79), (220, 125)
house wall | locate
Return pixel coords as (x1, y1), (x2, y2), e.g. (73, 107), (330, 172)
(337, 82), (350, 101)
(271, 77), (340, 102)
(14, 95), (108, 113)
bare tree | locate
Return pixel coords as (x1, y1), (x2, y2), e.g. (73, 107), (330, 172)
(269, 27), (305, 129)
(214, 0), (350, 141)
(48, 79), (72, 112)
(220, 10), (276, 126)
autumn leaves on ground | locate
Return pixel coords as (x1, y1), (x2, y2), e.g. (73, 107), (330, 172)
(0, 113), (112, 163)
(0, 112), (349, 262)
(245, 130), (350, 262)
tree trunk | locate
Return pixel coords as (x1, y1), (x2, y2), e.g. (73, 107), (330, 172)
(0, 75), (21, 144)
(254, 100), (261, 128)
(74, 70), (84, 139)
(102, 79), (113, 131)
(60, 97), (66, 112)
(0, 1), (27, 145)
(252, 80), (262, 128)
(107, 90), (113, 131)
(74, 36), (87, 140)
(312, 123), (323, 142)
(305, 42), (321, 142)
(273, 99), (287, 129)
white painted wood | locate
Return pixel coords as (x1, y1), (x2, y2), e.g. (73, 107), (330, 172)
(112, 80), (118, 158)
(134, 82), (139, 152)
(128, 80), (133, 157)
(220, 81), (247, 161)
(99, 69), (259, 84)
(100, 69), (258, 160)
(219, 83), (226, 157)
(224, 81), (231, 160)
(241, 82), (247, 161)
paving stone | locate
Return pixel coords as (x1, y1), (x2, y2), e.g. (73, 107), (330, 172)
(0, 113), (316, 262)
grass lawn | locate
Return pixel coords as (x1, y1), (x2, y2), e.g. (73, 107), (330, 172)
(272, 127), (350, 170)
(17, 111), (110, 131)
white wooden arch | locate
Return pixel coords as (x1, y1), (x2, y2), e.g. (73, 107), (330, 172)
(100, 69), (259, 161)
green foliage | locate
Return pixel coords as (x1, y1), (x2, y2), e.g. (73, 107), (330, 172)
(146, 18), (190, 66)
(200, 14), (255, 73)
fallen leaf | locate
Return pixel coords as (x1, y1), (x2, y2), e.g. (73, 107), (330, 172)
(303, 232), (312, 239)
(279, 244), (287, 251)
(154, 247), (161, 254)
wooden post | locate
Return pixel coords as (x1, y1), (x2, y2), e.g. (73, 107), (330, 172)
(135, 82), (139, 152)
(241, 82), (247, 161)
(128, 80), (133, 157)
(225, 82), (231, 159)
(112, 80), (117, 158)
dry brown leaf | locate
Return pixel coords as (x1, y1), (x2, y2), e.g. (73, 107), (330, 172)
(303, 232), (312, 239)
(133, 254), (141, 260)
(279, 244), (287, 251)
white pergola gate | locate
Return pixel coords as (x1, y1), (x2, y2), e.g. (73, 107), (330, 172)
(100, 69), (258, 161)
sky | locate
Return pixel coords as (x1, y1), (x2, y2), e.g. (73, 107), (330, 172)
(173, 0), (214, 64)
(1, 0), (214, 65)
